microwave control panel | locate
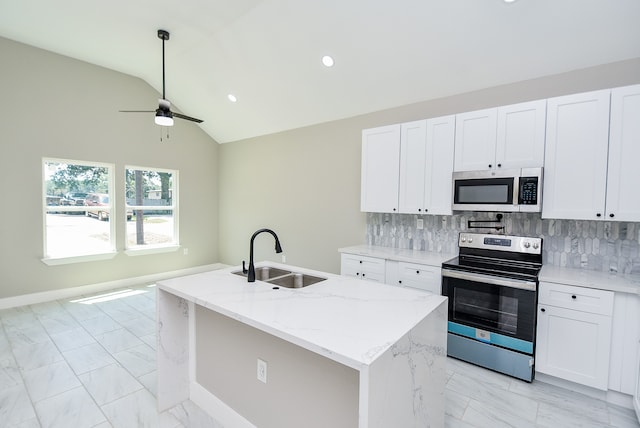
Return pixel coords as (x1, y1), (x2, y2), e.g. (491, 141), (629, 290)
(518, 177), (539, 205)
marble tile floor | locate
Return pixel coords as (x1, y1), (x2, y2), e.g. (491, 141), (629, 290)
(0, 284), (638, 428)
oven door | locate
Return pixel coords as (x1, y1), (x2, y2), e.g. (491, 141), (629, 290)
(441, 268), (537, 354)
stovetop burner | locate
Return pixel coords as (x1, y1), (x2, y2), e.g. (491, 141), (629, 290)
(443, 255), (541, 281)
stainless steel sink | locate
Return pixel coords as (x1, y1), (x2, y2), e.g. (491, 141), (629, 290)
(266, 273), (326, 289)
(232, 266), (291, 281)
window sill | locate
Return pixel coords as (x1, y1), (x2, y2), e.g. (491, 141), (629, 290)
(125, 245), (181, 257)
(42, 252), (118, 266)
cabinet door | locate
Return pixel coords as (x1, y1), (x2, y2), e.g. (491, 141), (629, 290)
(397, 262), (441, 294)
(454, 108), (498, 171)
(424, 115), (455, 215)
(496, 100), (546, 169)
(605, 84), (640, 222)
(608, 293), (640, 394)
(634, 340), (640, 423)
(536, 304), (612, 390)
(542, 90), (611, 220)
(398, 120), (427, 214)
(361, 125), (401, 213)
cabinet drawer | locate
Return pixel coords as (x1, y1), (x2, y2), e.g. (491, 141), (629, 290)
(397, 262), (441, 294)
(341, 254), (385, 272)
(539, 282), (614, 316)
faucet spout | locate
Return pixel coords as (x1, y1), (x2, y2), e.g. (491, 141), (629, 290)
(248, 228), (283, 282)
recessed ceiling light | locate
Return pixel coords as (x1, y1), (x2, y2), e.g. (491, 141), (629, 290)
(322, 55), (334, 67)
(504, 0), (517, 3)
(228, 94), (237, 103)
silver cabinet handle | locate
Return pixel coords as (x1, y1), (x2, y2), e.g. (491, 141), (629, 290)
(441, 268), (537, 291)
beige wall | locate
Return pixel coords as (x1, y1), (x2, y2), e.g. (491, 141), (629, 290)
(218, 57), (640, 274)
(195, 305), (359, 428)
(2, 33), (640, 299)
(0, 37), (219, 299)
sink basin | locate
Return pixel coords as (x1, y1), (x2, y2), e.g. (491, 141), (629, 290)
(232, 266), (291, 281)
(266, 273), (327, 289)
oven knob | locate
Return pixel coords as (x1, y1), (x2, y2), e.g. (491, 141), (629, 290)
(468, 238), (473, 243)
(524, 242), (531, 249)
(533, 242), (539, 250)
(461, 236), (466, 243)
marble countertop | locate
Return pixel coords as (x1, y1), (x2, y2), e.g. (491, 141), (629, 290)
(338, 244), (455, 266)
(540, 265), (640, 295)
(340, 244), (640, 296)
(157, 262), (447, 370)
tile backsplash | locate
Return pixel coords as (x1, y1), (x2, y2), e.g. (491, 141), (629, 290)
(366, 212), (640, 274)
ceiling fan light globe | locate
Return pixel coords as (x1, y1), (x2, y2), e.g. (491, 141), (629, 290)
(155, 110), (174, 127)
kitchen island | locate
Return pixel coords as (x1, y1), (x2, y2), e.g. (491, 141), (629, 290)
(157, 262), (447, 428)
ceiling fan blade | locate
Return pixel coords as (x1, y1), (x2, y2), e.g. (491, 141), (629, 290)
(119, 110), (155, 113)
(173, 112), (204, 123)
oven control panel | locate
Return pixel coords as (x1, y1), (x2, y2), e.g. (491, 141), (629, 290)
(458, 233), (542, 255)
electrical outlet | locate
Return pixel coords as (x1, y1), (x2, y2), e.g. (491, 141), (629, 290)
(416, 219), (424, 230)
(281, 254), (286, 263)
(257, 358), (268, 383)
(183, 248), (189, 256)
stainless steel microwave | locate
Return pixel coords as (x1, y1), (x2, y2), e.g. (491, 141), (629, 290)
(452, 167), (543, 212)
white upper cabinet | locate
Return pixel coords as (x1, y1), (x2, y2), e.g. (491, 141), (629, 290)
(454, 100), (546, 172)
(543, 90), (610, 220)
(398, 120), (428, 214)
(543, 85), (640, 221)
(454, 108), (498, 171)
(363, 117), (455, 215)
(604, 84), (640, 221)
(398, 116), (455, 215)
(361, 125), (401, 213)
(424, 115), (456, 215)
(495, 100), (547, 169)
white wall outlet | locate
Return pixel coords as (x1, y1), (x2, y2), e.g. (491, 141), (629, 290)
(416, 219), (424, 230)
(281, 254), (286, 263)
(183, 248), (189, 256)
(257, 358), (268, 383)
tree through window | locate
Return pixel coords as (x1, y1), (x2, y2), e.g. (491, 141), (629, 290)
(125, 167), (178, 249)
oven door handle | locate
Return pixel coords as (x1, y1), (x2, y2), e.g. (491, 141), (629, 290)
(442, 268), (537, 291)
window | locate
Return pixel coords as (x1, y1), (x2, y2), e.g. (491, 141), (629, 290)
(43, 159), (115, 261)
(125, 166), (178, 252)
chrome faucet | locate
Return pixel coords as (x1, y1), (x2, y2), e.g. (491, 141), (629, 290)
(243, 228), (283, 282)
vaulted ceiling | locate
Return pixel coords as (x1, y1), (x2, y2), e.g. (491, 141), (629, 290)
(1, 0), (639, 143)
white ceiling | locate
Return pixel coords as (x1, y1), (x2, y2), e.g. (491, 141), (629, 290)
(1, 0), (639, 143)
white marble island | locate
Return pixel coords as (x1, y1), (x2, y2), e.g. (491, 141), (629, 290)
(157, 262), (447, 428)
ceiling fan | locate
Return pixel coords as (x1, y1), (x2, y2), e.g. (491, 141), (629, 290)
(120, 29), (203, 126)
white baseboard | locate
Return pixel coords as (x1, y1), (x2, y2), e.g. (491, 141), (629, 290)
(0, 263), (230, 310)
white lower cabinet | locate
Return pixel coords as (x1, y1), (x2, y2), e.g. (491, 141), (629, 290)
(396, 262), (441, 294)
(340, 253), (386, 283)
(635, 339), (640, 422)
(608, 293), (640, 394)
(342, 253), (441, 293)
(536, 282), (614, 390)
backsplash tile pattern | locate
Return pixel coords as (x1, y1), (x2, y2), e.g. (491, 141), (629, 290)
(366, 212), (640, 274)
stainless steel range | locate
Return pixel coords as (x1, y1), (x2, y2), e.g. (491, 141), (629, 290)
(441, 232), (543, 382)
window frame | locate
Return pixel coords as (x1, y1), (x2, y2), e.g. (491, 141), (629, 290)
(124, 165), (179, 256)
(42, 157), (116, 264)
